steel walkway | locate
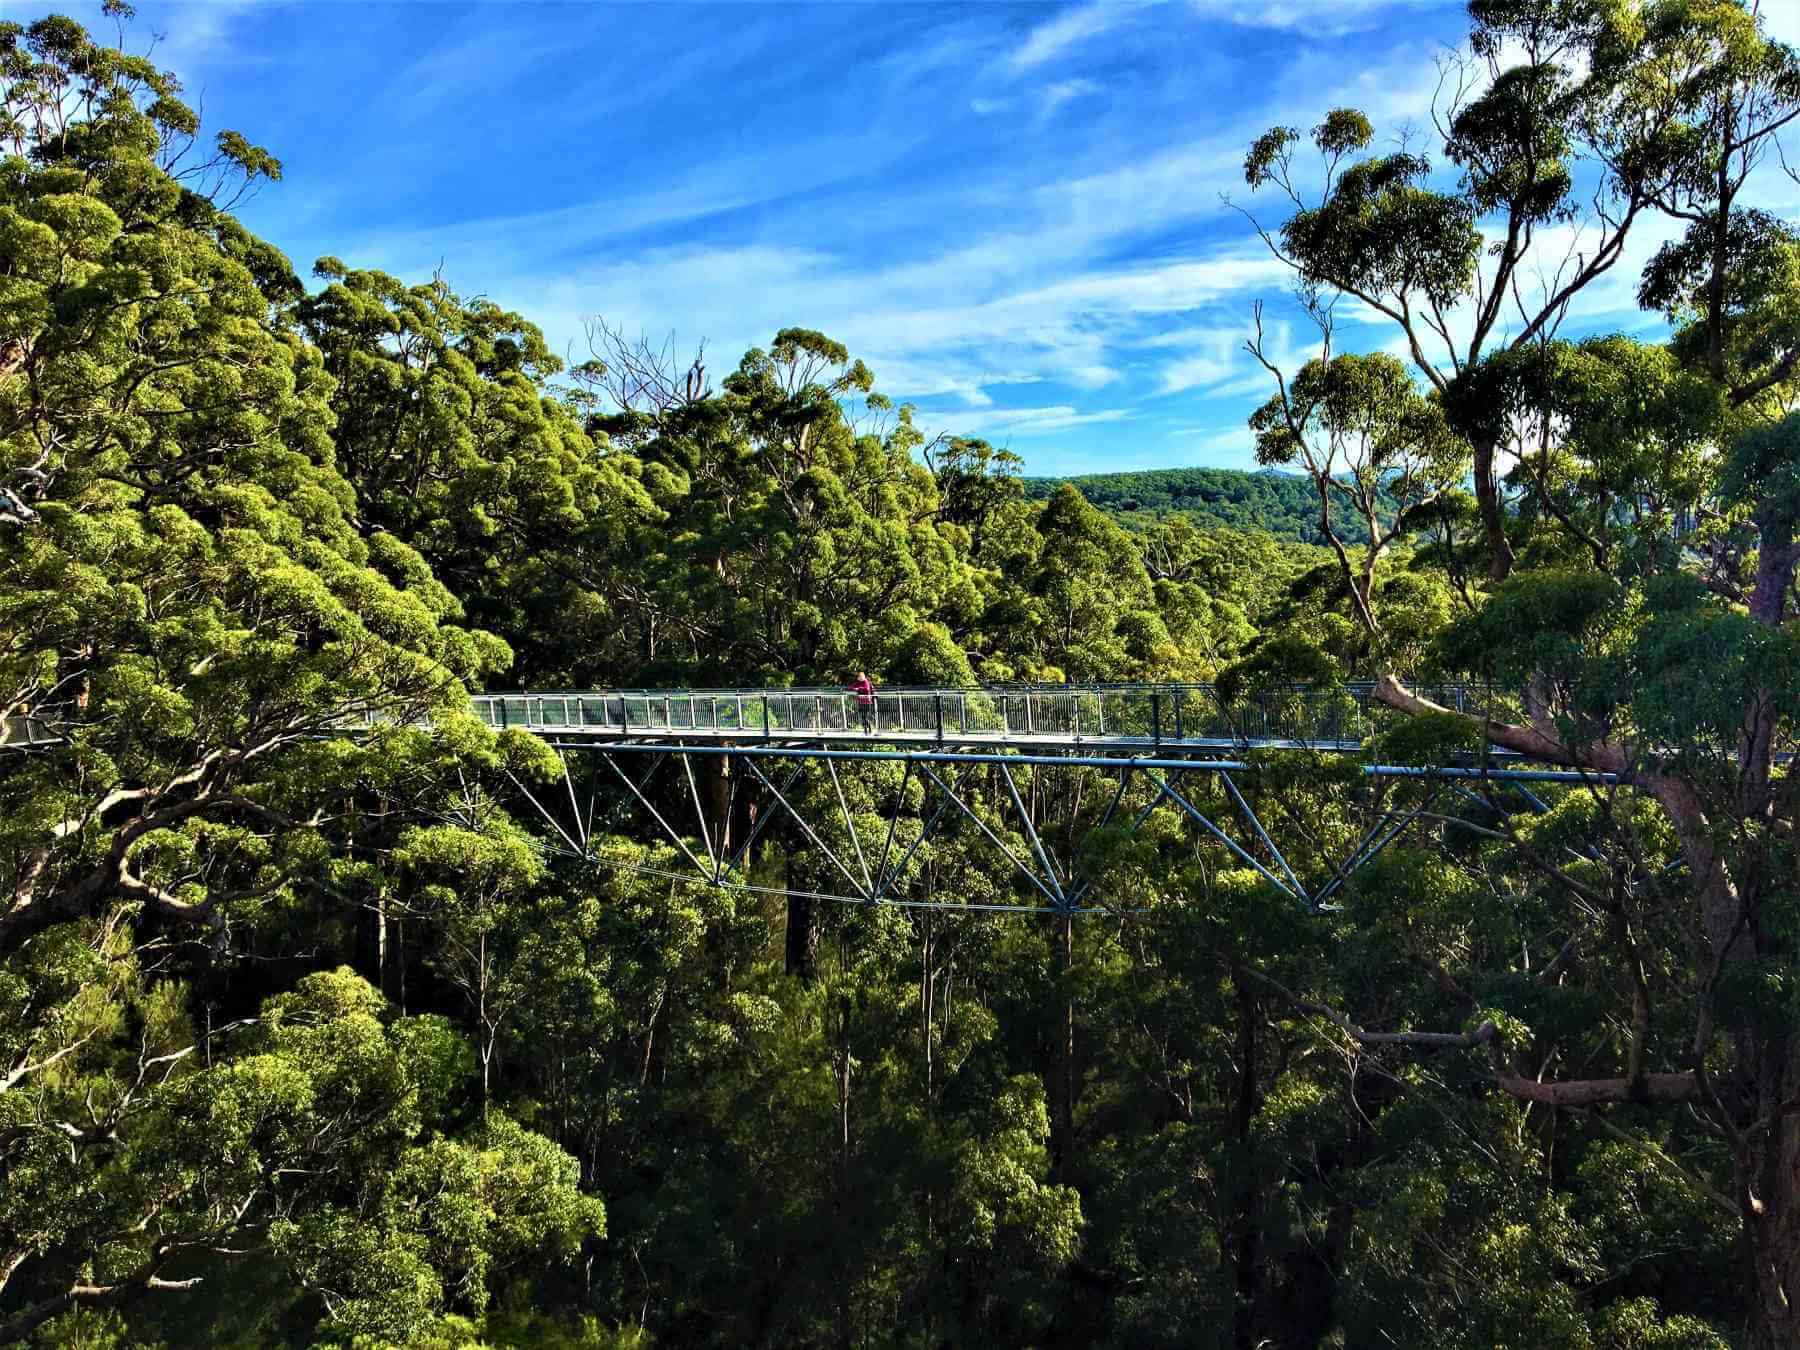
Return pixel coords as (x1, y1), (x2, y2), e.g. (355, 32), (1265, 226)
(450, 683), (1610, 915)
(6, 682), (1623, 915)
(466, 682), (1510, 755)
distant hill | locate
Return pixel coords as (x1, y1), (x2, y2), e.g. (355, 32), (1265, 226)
(1020, 466), (1395, 546)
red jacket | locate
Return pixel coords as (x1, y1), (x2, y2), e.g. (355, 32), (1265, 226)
(847, 677), (874, 705)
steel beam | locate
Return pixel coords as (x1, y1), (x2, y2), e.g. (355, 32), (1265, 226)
(550, 741), (1612, 785)
(917, 765), (1064, 909)
(721, 755), (804, 875)
(741, 757), (872, 902)
(1219, 771), (1302, 897)
(998, 762), (1067, 909)
(597, 752), (711, 878)
(1066, 765), (1182, 907)
(1148, 773), (1300, 900)
(875, 784), (953, 901)
(681, 752), (716, 875)
(505, 767), (585, 857)
(827, 759), (874, 894)
(484, 693), (1624, 916)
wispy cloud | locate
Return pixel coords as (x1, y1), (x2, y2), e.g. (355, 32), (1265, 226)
(1172, 425), (1259, 466)
(924, 404), (1138, 439)
(1190, 0), (1442, 38)
(1039, 77), (1103, 119)
(308, 21), (1453, 471)
(143, 0), (1527, 473)
(394, 23), (571, 118)
(135, 0), (267, 70)
(1153, 330), (1241, 395)
(1148, 317), (1317, 399)
(1007, 3), (1136, 72)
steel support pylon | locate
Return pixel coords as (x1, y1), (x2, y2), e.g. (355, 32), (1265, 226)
(496, 740), (1578, 916)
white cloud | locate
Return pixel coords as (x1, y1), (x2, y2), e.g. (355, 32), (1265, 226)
(395, 25), (572, 118)
(1003, 255), (1289, 316)
(136, 0), (268, 69)
(1171, 425), (1259, 465)
(1007, 3), (1135, 72)
(1191, 0), (1447, 38)
(870, 364), (1045, 408)
(1040, 77), (1102, 117)
(919, 404), (1138, 438)
(1146, 316), (1319, 398)
(1150, 328), (1241, 394)
(276, 7), (1523, 461)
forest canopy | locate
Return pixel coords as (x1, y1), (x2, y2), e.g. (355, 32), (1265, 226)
(2, 4), (1800, 1349)
(1019, 466), (1400, 545)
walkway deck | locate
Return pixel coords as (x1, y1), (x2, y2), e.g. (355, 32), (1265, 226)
(3, 682), (1518, 759)
(467, 682), (1506, 755)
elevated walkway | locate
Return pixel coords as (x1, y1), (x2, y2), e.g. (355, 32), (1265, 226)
(468, 682), (1507, 757)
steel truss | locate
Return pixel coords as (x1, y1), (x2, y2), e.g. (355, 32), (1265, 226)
(501, 741), (1615, 916)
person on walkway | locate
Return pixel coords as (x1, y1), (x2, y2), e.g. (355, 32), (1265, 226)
(846, 671), (876, 734)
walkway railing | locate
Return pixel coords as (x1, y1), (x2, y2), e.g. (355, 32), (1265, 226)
(2, 683), (1516, 754)
(467, 682), (1508, 748)
(0, 713), (58, 749)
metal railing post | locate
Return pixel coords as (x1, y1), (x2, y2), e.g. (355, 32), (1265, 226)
(762, 695), (771, 739)
(1152, 692), (1161, 745)
(934, 693), (944, 743)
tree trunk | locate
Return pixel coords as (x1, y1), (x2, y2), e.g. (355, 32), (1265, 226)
(477, 928), (492, 1122)
(1230, 979), (1261, 1350)
(706, 756), (732, 859)
(835, 990), (854, 1350)
(921, 907), (934, 1103)
(784, 851), (818, 982)
(374, 888), (391, 1000)
(1745, 1037), (1800, 1349)
(730, 764), (759, 871)
(1053, 913), (1075, 1176)
(1472, 433), (1514, 582)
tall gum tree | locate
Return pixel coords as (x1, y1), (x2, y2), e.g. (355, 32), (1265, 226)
(0, 16), (601, 1338)
(1237, 3), (1800, 1340)
(1238, 0), (1800, 584)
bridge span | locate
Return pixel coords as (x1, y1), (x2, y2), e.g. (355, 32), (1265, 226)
(4, 682), (1623, 915)
(466, 681), (1508, 755)
(458, 683), (1614, 916)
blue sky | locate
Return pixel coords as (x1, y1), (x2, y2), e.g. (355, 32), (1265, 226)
(40, 0), (1800, 474)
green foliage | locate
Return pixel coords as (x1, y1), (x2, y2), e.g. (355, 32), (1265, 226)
(6, 6), (1800, 1348)
(1436, 569), (1623, 685)
(1019, 465), (1396, 546)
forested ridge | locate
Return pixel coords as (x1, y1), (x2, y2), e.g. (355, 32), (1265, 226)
(3, 4), (1800, 1349)
(1018, 467), (1399, 545)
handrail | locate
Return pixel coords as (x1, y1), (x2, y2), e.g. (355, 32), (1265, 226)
(2, 683), (1512, 753)
(462, 682), (1510, 747)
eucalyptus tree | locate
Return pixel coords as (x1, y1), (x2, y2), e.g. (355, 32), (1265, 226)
(293, 261), (661, 686)
(0, 16), (600, 1339)
(1248, 345), (1466, 645)
(1236, 3), (1800, 1340)
(1240, 0), (1800, 583)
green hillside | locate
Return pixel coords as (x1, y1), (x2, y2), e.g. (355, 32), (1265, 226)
(1021, 466), (1397, 545)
